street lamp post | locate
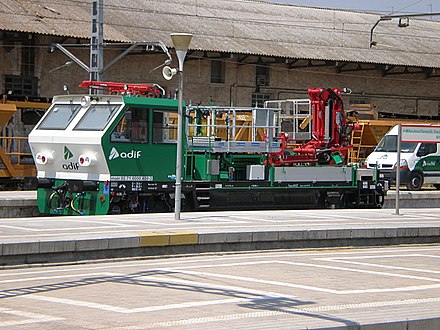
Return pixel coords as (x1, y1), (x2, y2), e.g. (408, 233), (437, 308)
(170, 33), (193, 220)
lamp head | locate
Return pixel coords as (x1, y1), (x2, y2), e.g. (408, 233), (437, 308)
(170, 33), (193, 72)
(170, 33), (193, 51)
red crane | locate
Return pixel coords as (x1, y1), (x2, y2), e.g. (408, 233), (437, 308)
(79, 80), (165, 97)
(268, 88), (357, 166)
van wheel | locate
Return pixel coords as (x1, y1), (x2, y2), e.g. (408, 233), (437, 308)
(406, 172), (423, 191)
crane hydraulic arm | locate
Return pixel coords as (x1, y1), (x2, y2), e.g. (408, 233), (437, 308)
(269, 88), (356, 166)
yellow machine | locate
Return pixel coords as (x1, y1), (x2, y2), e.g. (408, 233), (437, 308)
(347, 104), (440, 164)
(0, 96), (50, 188)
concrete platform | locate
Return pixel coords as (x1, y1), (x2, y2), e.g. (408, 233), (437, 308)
(0, 191), (38, 218)
(1, 207), (440, 266)
(1, 189), (440, 218)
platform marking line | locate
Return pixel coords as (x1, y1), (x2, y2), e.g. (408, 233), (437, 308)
(0, 225), (41, 231)
(167, 268), (440, 294)
(1, 246), (439, 279)
(29, 224), (139, 231)
(3, 222), (440, 239)
(111, 296), (440, 329)
(156, 259), (440, 295)
(317, 258), (440, 275)
(338, 283), (440, 294)
(0, 272), (119, 285)
(317, 254), (430, 260)
(110, 219), (247, 226)
(316, 254), (440, 274)
(23, 274), (298, 314)
(2, 218), (136, 227)
(57, 219), (137, 227)
(2, 219), (440, 236)
(0, 224), (136, 232)
(25, 295), (271, 313)
(0, 307), (63, 327)
(158, 267), (339, 294)
(316, 254), (440, 261)
(156, 259), (440, 284)
(275, 260), (440, 284)
(200, 214), (436, 222)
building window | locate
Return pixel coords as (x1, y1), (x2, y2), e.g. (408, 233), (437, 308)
(252, 93), (271, 108)
(211, 60), (225, 84)
(256, 64), (270, 86)
(22, 36), (35, 77)
(3, 34), (37, 96)
(4, 75), (39, 96)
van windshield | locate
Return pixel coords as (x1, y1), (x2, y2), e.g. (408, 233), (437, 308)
(375, 135), (417, 153)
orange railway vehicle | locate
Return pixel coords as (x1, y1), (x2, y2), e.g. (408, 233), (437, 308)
(0, 95), (51, 189)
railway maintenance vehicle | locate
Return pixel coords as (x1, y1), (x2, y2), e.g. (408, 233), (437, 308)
(28, 81), (387, 215)
(0, 94), (50, 189)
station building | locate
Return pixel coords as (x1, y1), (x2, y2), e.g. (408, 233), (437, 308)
(1, 0), (440, 119)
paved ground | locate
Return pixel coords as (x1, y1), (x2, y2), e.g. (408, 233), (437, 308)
(1, 207), (440, 265)
(1, 198), (440, 328)
(1, 245), (440, 329)
(2, 208), (440, 241)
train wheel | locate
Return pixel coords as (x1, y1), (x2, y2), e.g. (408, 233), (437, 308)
(109, 203), (122, 214)
(148, 195), (171, 212)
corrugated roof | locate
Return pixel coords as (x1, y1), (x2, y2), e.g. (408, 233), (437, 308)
(1, 0), (440, 68)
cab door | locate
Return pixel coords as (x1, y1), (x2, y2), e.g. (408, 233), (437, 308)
(104, 105), (178, 182)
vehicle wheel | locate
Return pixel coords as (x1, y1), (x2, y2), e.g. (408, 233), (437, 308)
(147, 195), (171, 212)
(406, 172), (423, 191)
(434, 184), (440, 190)
(317, 152), (331, 164)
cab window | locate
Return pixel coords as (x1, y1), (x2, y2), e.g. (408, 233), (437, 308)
(37, 103), (81, 130)
(417, 143), (437, 157)
(75, 103), (120, 131)
(153, 110), (177, 144)
(111, 107), (148, 143)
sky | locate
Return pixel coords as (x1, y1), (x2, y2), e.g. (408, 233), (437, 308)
(270, 0), (439, 15)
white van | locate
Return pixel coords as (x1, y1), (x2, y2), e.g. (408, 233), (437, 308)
(365, 125), (440, 190)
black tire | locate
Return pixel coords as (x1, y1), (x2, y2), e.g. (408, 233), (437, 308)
(317, 152), (331, 164)
(406, 172), (423, 191)
(148, 195), (171, 212)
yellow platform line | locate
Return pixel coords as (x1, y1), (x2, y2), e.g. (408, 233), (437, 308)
(139, 231), (198, 247)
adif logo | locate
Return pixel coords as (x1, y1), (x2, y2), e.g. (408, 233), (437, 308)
(109, 147), (141, 160)
(64, 146), (73, 160)
(109, 147), (120, 160)
(422, 160), (436, 167)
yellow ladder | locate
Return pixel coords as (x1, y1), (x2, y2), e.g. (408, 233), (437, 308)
(348, 123), (365, 164)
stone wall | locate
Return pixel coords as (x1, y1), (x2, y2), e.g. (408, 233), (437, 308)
(1, 34), (440, 118)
